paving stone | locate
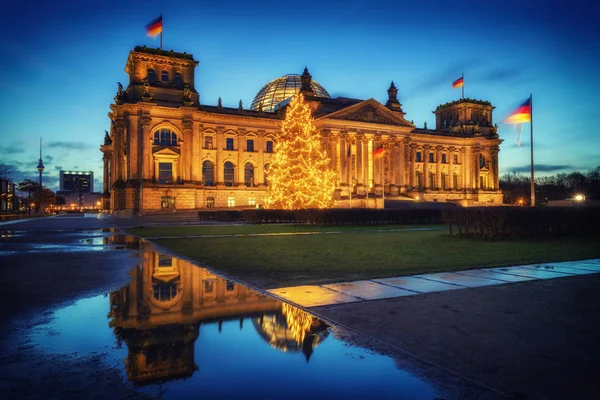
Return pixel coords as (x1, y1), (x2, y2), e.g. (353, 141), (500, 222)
(373, 276), (462, 293)
(323, 280), (417, 300)
(412, 272), (506, 288)
(486, 266), (571, 279)
(519, 264), (596, 276)
(268, 285), (360, 307)
(455, 269), (536, 282)
(551, 261), (600, 272)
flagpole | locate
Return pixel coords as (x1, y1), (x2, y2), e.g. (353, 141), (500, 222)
(529, 93), (535, 207)
(160, 13), (163, 50)
(461, 72), (464, 99)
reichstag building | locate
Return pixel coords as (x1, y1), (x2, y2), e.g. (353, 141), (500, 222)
(101, 46), (502, 213)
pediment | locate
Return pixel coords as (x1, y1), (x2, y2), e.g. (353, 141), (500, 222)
(319, 99), (414, 127)
(153, 147), (180, 157)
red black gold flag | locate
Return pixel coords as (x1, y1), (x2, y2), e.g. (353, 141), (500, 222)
(146, 16), (163, 38)
(504, 98), (532, 124)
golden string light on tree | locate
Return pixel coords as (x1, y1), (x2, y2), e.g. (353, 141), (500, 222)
(265, 93), (336, 209)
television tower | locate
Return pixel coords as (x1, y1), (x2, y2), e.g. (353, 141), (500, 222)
(36, 137), (45, 213)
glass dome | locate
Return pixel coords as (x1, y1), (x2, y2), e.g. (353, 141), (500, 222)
(250, 74), (330, 112)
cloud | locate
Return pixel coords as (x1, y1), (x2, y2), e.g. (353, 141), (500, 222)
(478, 67), (523, 83)
(0, 143), (27, 154)
(54, 166), (63, 171)
(509, 164), (574, 173)
(47, 142), (94, 150)
(404, 58), (481, 97)
(45, 155), (54, 162)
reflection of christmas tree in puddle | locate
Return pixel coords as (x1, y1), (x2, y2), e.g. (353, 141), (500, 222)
(253, 303), (329, 361)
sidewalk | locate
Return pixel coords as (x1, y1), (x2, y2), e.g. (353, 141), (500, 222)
(268, 259), (600, 307)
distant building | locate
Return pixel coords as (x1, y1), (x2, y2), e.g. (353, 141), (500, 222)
(0, 178), (17, 212)
(101, 46), (503, 214)
(56, 190), (102, 210)
(59, 170), (94, 193)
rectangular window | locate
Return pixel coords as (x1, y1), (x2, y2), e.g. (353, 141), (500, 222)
(266, 140), (273, 153)
(227, 197), (235, 207)
(204, 280), (214, 293)
(428, 152), (434, 163)
(441, 154), (447, 164)
(416, 151), (422, 162)
(158, 255), (173, 267)
(204, 136), (213, 149)
(226, 138), (234, 151)
(206, 197), (214, 208)
(158, 162), (172, 184)
(453, 154), (459, 164)
(246, 139), (254, 152)
(248, 198), (256, 206)
(226, 280), (236, 291)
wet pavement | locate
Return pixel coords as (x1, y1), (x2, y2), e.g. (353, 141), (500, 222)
(3, 214), (600, 399)
(0, 215), (498, 399)
(269, 260), (600, 307)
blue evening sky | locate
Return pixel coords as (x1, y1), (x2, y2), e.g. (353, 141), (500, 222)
(1, 0), (598, 191)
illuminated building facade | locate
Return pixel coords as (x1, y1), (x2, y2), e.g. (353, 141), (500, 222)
(60, 170), (94, 192)
(101, 46), (503, 213)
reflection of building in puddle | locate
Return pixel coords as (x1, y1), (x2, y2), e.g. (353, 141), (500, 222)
(109, 247), (328, 385)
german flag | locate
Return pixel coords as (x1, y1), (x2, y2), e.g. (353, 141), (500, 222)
(373, 146), (385, 159)
(452, 76), (464, 89)
(504, 98), (532, 124)
(146, 15), (162, 38)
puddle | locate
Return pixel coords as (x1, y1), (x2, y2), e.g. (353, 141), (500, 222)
(29, 239), (437, 399)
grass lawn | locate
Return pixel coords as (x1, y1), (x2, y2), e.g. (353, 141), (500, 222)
(127, 224), (439, 237)
(137, 227), (600, 289)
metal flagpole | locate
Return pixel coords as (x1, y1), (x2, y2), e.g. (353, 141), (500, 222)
(160, 13), (163, 50)
(529, 93), (535, 207)
(461, 72), (464, 99)
(381, 157), (385, 208)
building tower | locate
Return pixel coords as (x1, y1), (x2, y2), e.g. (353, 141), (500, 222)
(36, 137), (45, 213)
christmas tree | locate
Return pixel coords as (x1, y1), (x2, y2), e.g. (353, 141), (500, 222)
(265, 94), (336, 209)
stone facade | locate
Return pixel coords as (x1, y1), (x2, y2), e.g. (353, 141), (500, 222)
(101, 46), (503, 213)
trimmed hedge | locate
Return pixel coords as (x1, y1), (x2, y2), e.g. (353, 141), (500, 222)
(441, 206), (600, 238)
(198, 208), (444, 225)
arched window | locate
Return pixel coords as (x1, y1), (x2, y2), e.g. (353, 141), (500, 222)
(441, 172), (447, 190)
(415, 171), (422, 189)
(153, 283), (179, 301)
(161, 70), (169, 81)
(480, 154), (487, 169)
(244, 163), (254, 187)
(428, 171), (435, 189)
(264, 163), (270, 186)
(224, 162), (235, 187)
(453, 172), (459, 190)
(153, 128), (178, 146)
(147, 68), (157, 84)
(202, 160), (214, 186)
(174, 72), (183, 87)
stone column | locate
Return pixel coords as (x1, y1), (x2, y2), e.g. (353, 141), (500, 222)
(398, 138), (405, 187)
(409, 144), (417, 188)
(423, 145), (431, 189)
(491, 148), (500, 189)
(462, 146), (469, 190)
(330, 133), (339, 184)
(436, 145), (443, 190)
(114, 119), (125, 181)
(473, 147), (481, 190)
(339, 133), (347, 184)
(103, 155), (109, 192)
(356, 133), (364, 185)
(182, 118), (193, 182)
(237, 130), (245, 186)
(140, 116), (152, 181)
(216, 127), (224, 184)
(128, 116), (139, 179)
(364, 137), (371, 187)
(448, 146), (455, 190)
(191, 122), (201, 182)
(257, 131), (265, 186)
